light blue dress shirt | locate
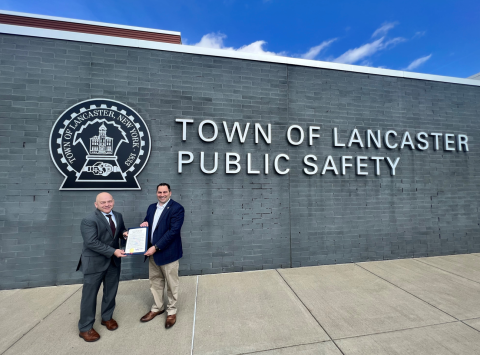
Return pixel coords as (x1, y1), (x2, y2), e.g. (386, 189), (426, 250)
(101, 211), (117, 227)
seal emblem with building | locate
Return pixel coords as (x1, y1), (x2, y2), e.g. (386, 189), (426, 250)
(49, 99), (151, 190)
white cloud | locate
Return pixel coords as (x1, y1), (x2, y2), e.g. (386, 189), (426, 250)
(192, 32), (282, 56)
(237, 41), (280, 56)
(192, 27), (407, 67)
(413, 31), (426, 39)
(334, 37), (384, 64)
(404, 54), (432, 71)
(372, 22), (398, 38)
(334, 36), (405, 65)
(193, 33), (233, 50)
(384, 37), (405, 47)
(301, 39), (337, 60)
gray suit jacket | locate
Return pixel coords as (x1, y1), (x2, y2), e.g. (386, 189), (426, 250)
(76, 209), (127, 275)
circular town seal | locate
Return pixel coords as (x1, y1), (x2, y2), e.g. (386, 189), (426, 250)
(49, 99), (151, 190)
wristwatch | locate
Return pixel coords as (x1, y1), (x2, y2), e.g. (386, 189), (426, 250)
(155, 245), (160, 252)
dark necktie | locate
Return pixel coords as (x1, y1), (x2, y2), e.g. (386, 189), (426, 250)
(106, 214), (116, 236)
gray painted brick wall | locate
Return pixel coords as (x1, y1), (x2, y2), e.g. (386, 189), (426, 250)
(1, 34), (479, 289)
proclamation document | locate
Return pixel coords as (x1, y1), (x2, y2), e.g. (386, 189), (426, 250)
(125, 227), (148, 255)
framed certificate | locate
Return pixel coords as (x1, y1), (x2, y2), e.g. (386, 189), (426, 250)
(125, 227), (148, 255)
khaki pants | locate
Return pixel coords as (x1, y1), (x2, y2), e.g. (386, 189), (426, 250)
(149, 257), (179, 316)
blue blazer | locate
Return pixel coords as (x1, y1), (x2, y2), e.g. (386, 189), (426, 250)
(144, 199), (184, 266)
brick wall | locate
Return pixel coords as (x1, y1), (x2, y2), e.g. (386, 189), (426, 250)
(1, 34), (479, 289)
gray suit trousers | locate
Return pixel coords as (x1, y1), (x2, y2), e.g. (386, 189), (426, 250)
(78, 258), (120, 332)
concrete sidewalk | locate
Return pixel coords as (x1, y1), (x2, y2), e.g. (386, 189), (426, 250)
(2, 254), (480, 355)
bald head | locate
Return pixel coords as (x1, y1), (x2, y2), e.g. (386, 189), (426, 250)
(95, 192), (114, 214)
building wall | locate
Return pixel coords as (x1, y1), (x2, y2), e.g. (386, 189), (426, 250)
(1, 33), (479, 289)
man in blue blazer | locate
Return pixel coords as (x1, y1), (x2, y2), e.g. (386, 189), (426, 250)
(139, 183), (185, 328)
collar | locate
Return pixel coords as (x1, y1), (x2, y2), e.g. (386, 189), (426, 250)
(157, 199), (170, 209)
(100, 210), (114, 217)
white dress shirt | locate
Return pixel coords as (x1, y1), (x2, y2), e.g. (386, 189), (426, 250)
(102, 211), (117, 227)
(151, 199), (170, 242)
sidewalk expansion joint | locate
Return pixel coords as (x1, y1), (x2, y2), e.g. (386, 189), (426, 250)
(275, 269), (346, 355)
(331, 320), (459, 341)
(235, 340), (330, 355)
(355, 263), (459, 321)
(190, 275), (199, 355)
(1, 285), (83, 355)
(460, 320), (480, 334)
(415, 258), (480, 285)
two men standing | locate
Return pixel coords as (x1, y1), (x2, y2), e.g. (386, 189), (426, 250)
(77, 184), (184, 342)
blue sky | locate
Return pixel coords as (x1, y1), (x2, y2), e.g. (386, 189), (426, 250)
(1, 0), (479, 78)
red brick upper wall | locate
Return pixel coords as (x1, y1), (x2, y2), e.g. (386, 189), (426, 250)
(0, 12), (182, 44)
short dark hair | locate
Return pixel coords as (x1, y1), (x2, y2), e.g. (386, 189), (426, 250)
(157, 183), (171, 192)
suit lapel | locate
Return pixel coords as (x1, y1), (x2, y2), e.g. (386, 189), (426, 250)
(96, 209), (114, 238)
(154, 200), (172, 232)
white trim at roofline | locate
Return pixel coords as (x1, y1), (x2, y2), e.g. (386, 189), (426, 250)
(1, 23), (479, 87)
(0, 10), (181, 36)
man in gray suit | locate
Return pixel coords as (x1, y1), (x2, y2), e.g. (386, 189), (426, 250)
(77, 192), (127, 342)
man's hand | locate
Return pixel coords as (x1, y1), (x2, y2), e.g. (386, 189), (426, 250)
(123, 231), (128, 239)
(140, 221), (149, 227)
(114, 249), (127, 258)
(144, 246), (156, 256)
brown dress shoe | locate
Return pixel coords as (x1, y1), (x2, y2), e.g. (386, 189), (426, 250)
(101, 318), (118, 331)
(165, 314), (176, 329)
(79, 328), (100, 342)
(140, 310), (165, 323)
